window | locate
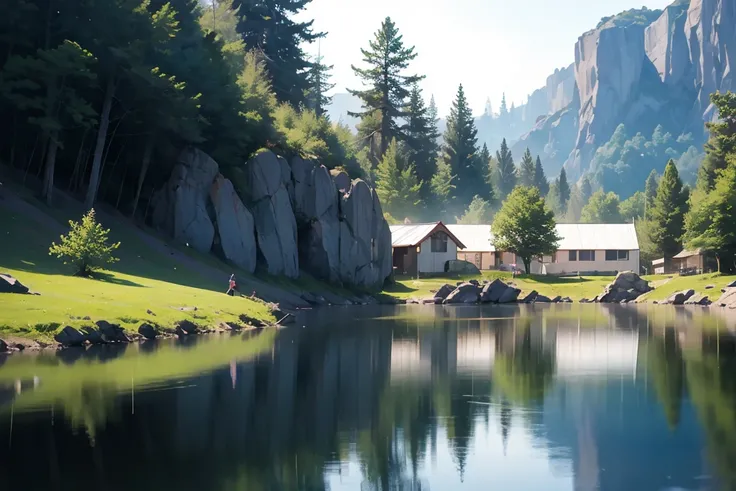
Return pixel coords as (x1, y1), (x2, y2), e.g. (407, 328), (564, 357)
(605, 250), (630, 261)
(568, 250), (577, 261)
(430, 232), (448, 253)
(579, 250), (595, 261)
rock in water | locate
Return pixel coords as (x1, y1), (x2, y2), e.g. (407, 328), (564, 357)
(245, 151), (299, 278)
(535, 295), (553, 303)
(434, 284), (455, 301)
(138, 323), (159, 340)
(177, 320), (199, 336)
(521, 291), (539, 303)
(444, 283), (481, 304)
(596, 271), (652, 303)
(151, 148), (219, 253)
(716, 288), (736, 308)
(684, 294), (711, 306)
(80, 326), (105, 345)
(96, 321), (129, 343)
(54, 326), (87, 347)
(0, 273), (29, 294)
(665, 289), (695, 305)
(498, 287), (521, 304)
(210, 176), (257, 272)
(481, 279), (508, 303)
(0, 339), (8, 352)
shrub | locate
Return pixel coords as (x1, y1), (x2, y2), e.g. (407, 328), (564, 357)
(49, 209), (120, 277)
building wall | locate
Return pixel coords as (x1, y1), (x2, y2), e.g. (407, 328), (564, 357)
(541, 250), (640, 275)
(418, 237), (458, 273)
(457, 251), (495, 270)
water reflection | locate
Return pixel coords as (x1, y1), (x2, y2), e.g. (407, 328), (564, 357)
(0, 305), (734, 490)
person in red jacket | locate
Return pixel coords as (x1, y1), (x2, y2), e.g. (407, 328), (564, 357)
(227, 274), (238, 296)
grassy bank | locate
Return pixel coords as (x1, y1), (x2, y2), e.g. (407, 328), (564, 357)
(384, 272), (615, 301)
(383, 271), (736, 304)
(0, 200), (276, 341)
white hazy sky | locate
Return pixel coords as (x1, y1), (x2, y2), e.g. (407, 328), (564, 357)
(297, 0), (673, 118)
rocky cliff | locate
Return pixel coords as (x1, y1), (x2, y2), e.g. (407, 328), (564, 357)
(152, 148), (393, 290)
(516, 0), (735, 182)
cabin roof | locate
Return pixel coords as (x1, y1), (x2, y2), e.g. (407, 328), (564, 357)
(389, 222), (466, 249)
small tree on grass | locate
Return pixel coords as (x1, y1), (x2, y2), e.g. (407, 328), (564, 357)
(491, 186), (561, 274)
(49, 209), (120, 277)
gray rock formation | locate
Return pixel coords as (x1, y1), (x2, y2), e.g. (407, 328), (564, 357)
(481, 279), (508, 303)
(596, 271), (652, 303)
(0, 273), (29, 294)
(210, 176), (257, 272)
(96, 320), (130, 343)
(715, 287), (736, 308)
(444, 283), (481, 304)
(54, 326), (86, 347)
(664, 289), (696, 305)
(245, 151), (299, 278)
(435, 284), (455, 301)
(645, 1), (692, 87)
(684, 294), (711, 305)
(80, 326), (105, 345)
(151, 148), (219, 253)
(138, 323), (159, 340)
(498, 287), (521, 303)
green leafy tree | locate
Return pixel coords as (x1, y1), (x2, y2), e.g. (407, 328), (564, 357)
(491, 186), (561, 273)
(495, 138), (516, 199)
(456, 196), (493, 224)
(534, 156), (549, 197)
(441, 84), (485, 204)
(697, 91), (736, 192)
(580, 175), (593, 202)
(620, 191), (646, 220)
(563, 186), (585, 222)
(198, 0), (246, 74)
(49, 209), (120, 277)
(349, 17), (423, 159)
(546, 180), (564, 216)
(518, 148), (536, 187)
(1, 41), (97, 205)
(649, 159), (688, 258)
(304, 53), (334, 117)
(684, 156), (736, 272)
(374, 139), (422, 219)
(580, 190), (623, 223)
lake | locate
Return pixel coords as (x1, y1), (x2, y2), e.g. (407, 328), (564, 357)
(1, 304), (735, 491)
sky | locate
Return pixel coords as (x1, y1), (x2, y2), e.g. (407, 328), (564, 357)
(297, 0), (674, 118)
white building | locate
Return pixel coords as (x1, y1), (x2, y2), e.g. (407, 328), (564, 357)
(389, 222), (466, 274)
(390, 223), (640, 276)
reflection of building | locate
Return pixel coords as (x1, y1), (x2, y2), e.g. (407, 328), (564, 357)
(555, 330), (638, 379)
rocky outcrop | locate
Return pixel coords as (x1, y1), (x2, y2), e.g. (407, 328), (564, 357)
(595, 271), (652, 303)
(715, 288), (736, 308)
(152, 148), (392, 290)
(0, 273), (29, 294)
(151, 148), (219, 253)
(138, 323), (159, 340)
(645, 1), (692, 87)
(663, 289), (696, 305)
(54, 326), (86, 347)
(685, 0), (736, 119)
(245, 151), (299, 278)
(210, 176), (257, 272)
(444, 283), (481, 304)
(96, 320), (130, 343)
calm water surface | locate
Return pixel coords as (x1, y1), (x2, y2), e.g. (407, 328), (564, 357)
(1, 304), (736, 491)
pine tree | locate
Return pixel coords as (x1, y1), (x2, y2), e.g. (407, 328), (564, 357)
(431, 160), (456, 207)
(480, 144), (491, 168)
(374, 139), (422, 219)
(349, 17), (423, 158)
(644, 169), (658, 217)
(580, 175), (593, 203)
(534, 156), (549, 197)
(405, 84), (438, 197)
(440, 84), (485, 204)
(649, 160), (688, 258)
(499, 93), (508, 119)
(696, 91), (736, 192)
(231, 0), (322, 106)
(518, 148), (536, 187)
(564, 187), (585, 222)
(557, 168), (570, 208)
(198, 0), (246, 74)
(496, 138), (516, 199)
(304, 53), (334, 118)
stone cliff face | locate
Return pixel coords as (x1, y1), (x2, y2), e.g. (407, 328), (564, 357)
(152, 149), (393, 290)
(517, 0), (734, 182)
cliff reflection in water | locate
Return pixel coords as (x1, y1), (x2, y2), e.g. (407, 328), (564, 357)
(0, 304), (735, 491)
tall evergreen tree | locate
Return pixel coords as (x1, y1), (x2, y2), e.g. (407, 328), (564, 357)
(533, 156), (549, 197)
(557, 168), (571, 207)
(649, 159), (688, 258)
(518, 148), (535, 187)
(696, 91), (736, 192)
(198, 0), (246, 74)
(431, 160), (456, 216)
(349, 17), (423, 159)
(304, 53), (334, 117)
(496, 138), (516, 199)
(374, 139), (421, 219)
(405, 84), (438, 196)
(644, 169), (658, 216)
(440, 84), (485, 204)
(580, 175), (592, 203)
(231, 0), (322, 106)
(480, 143), (492, 169)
